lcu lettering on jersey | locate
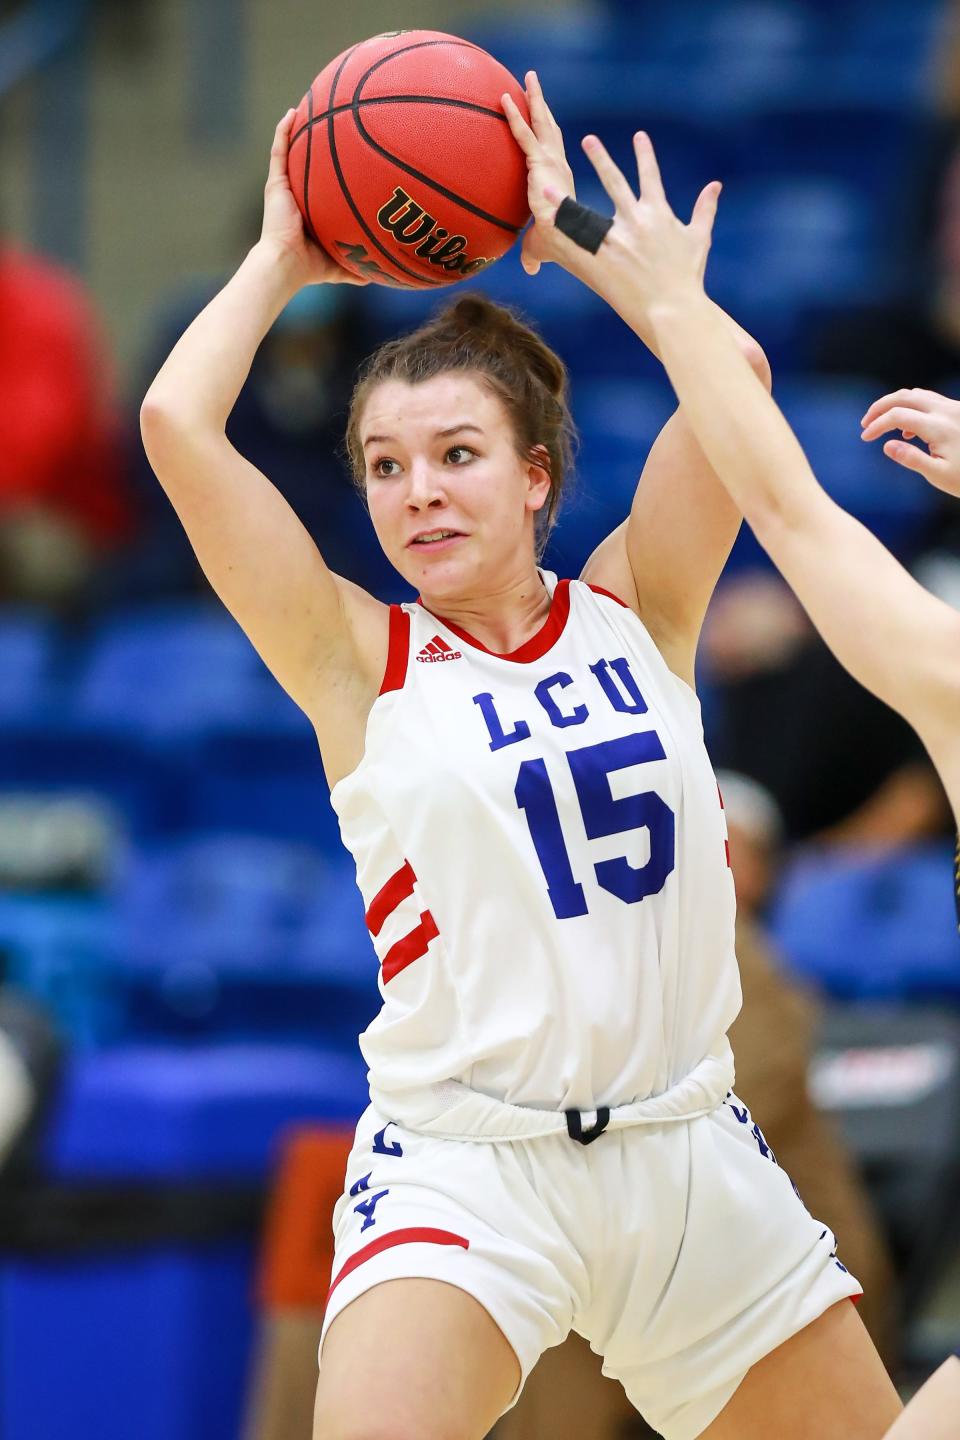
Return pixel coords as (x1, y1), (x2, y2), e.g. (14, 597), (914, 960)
(372, 1122), (404, 1157)
(471, 653), (648, 748)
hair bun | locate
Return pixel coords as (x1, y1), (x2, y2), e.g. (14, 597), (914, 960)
(433, 292), (567, 403)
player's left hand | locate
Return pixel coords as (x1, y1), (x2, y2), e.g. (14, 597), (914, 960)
(513, 128), (721, 312)
(501, 72), (576, 276)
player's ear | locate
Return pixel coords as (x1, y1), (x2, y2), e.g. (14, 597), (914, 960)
(525, 443), (552, 513)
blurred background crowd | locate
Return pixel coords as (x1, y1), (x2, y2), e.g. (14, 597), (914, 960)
(1, 1), (959, 1437)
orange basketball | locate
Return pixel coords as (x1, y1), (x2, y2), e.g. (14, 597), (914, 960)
(287, 30), (531, 290)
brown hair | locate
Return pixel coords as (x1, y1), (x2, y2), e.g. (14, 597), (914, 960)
(345, 293), (576, 554)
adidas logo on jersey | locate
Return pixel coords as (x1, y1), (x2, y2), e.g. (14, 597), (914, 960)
(416, 636), (462, 663)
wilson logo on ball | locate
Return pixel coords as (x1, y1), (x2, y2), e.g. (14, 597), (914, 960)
(377, 187), (492, 276)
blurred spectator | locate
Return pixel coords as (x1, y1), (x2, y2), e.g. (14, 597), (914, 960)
(0, 237), (134, 610)
(126, 268), (406, 604)
(703, 573), (949, 849)
(0, 991), (60, 1188)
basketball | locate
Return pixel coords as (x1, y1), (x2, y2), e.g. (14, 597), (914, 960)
(287, 30), (531, 290)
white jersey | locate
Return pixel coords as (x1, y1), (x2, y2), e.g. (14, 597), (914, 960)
(330, 570), (742, 1123)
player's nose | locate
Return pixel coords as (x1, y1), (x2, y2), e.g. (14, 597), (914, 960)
(405, 458), (446, 507)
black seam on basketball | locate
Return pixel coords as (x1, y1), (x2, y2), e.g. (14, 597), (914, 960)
(302, 83), (319, 243)
(350, 39), (521, 235)
(290, 94), (511, 150)
(326, 46), (439, 286)
(352, 107), (522, 234)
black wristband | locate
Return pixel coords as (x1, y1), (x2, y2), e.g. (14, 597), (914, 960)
(554, 196), (614, 255)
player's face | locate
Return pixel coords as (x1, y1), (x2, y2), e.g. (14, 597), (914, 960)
(360, 373), (550, 598)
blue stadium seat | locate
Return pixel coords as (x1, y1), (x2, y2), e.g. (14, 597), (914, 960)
(776, 379), (938, 550)
(182, 729), (343, 850)
(72, 604), (276, 740)
(101, 835), (370, 1043)
(730, 101), (925, 207)
(112, 833), (329, 964)
(573, 378), (675, 447)
(465, 9), (618, 77)
(0, 1044), (369, 1440)
(544, 440), (647, 579)
(0, 731), (188, 836)
(41, 1041), (368, 1180)
(543, 378), (674, 575)
(0, 610), (58, 725)
(295, 862), (376, 984)
(709, 178), (885, 310)
(0, 894), (120, 1044)
(770, 844), (960, 1000)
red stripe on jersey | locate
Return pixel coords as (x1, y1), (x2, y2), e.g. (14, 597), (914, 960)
(586, 582), (630, 609)
(379, 606), (411, 696)
(327, 1226), (470, 1303)
(382, 910), (439, 983)
(365, 860), (416, 937)
(417, 578), (572, 663)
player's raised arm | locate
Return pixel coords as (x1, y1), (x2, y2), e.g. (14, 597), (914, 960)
(139, 111), (380, 720)
(504, 77), (769, 687)
(522, 126), (960, 801)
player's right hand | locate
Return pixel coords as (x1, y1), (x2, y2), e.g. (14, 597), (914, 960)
(259, 110), (368, 288)
(860, 388), (960, 497)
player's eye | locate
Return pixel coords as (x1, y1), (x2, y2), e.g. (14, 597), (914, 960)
(372, 457), (401, 478)
(445, 445), (476, 465)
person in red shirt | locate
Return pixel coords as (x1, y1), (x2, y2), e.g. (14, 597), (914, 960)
(0, 243), (133, 606)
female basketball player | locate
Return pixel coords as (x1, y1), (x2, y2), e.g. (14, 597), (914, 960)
(508, 107), (960, 847)
(141, 80), (901, 1440)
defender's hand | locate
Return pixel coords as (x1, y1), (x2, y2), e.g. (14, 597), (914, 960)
(861, 388), (960, 498)
(515, 128), (721, 314)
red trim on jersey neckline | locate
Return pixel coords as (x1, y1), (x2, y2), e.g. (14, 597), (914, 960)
(378, 605), (411, 696)
(327, 1227), (470, 1303)
(586, 581), (630, 609)
(417, 577), (573, 663)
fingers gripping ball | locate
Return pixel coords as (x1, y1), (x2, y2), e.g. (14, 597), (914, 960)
(287, 30), (531, 289)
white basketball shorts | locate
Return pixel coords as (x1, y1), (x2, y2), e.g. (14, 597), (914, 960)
(320, 1093), (862, 1440)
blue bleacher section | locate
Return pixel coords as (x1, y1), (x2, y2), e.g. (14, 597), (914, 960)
(42, 1042), (368, 1180)
(1, 1042), (369, 1440)
(1, 1241), (260, 1440)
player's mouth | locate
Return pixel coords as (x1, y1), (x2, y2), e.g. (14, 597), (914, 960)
(407, 529), (466, 550)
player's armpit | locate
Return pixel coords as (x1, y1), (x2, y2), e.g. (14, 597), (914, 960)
(579, 520), (641, 612)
